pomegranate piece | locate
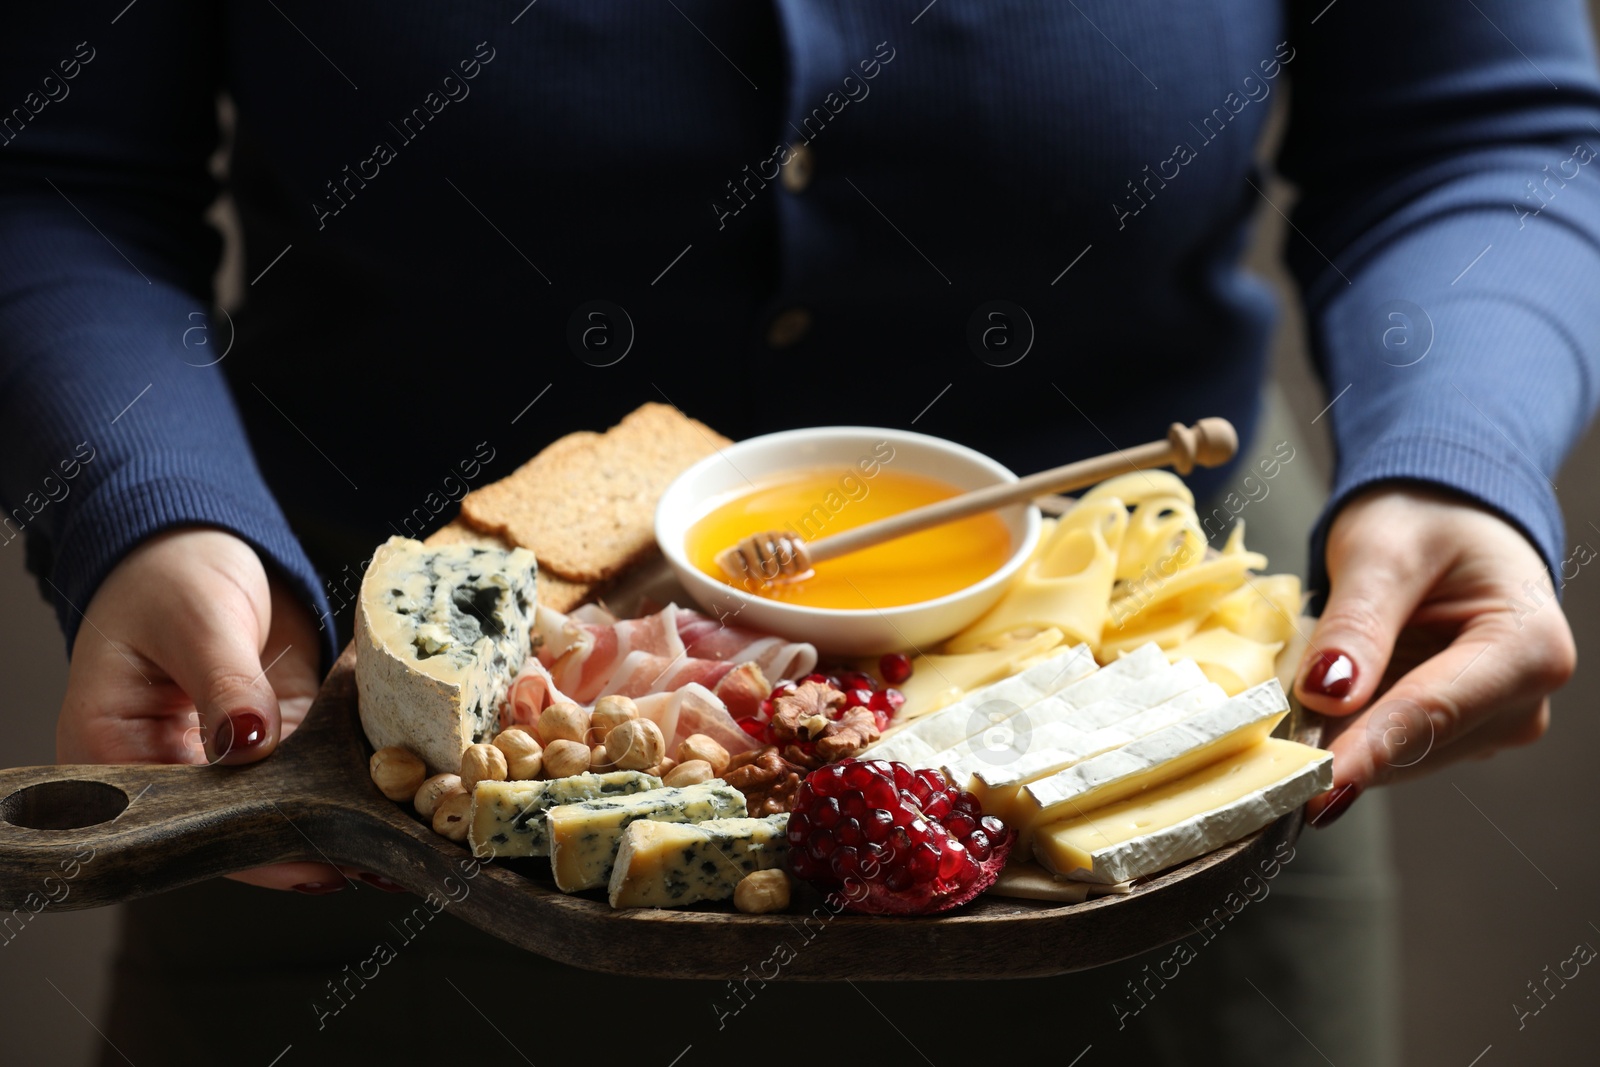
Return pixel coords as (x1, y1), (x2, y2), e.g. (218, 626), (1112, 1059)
(787, 759), (1016, 915)
(878, 652), (913, 685)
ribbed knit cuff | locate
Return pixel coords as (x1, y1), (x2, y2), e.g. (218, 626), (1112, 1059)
(1306, 429), (1566, 613)
(46, 470), (338, 675)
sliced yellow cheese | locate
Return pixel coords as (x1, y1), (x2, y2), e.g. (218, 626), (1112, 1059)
(1033, 737), (1332, 882)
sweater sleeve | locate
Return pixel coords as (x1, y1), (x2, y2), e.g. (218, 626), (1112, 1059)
(1279, 0), (1600, 606)
(0, 7), (337, 669)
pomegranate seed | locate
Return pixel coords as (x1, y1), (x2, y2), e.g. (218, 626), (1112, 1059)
(892, 764), (913, 790)
(838, 670), (876, 692)
(879, 652), (913, 685)
(808, 833), (838, 862)
(844, 688), (874, 709)
(938, 839), (969, 880)
(912, 770), (946, 801)
(863, 777), (897, 810)
(831, 846), (863, 881)
(844, 763), (876, 791)
(868, 690), (894, 713)
(739, 717), (768, 739)
(836, 818), (864, 847)
(801, 673), (829, 686)
(945, 812), (976, 839)
(921, 793), (952, 820)
(864, 809), (894, 843)
(791, 852), (820, 880)
(885, 689), (907, 710)
(909, 842), (940, 881)
(966, 829), (992, 861)
(813, 797), (843, 829)
(886, 868), (914, 893)
(980, 815), (1006, 837)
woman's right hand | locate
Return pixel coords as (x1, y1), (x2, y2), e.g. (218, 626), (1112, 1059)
(57, 526), (381, 893)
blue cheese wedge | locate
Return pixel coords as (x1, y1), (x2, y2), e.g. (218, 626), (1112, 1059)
(468, 771), (662, 858)
(356, 536), (538, 773)
(608, 814), (790, 909)
(547, 781), (747, 892)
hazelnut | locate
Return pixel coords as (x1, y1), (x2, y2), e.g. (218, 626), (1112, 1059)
(607, 718), (665, 771)
(663, 759), (714, 787)
(543, 739), (592, 778)
(370, 746), (426, 802)
(413, 773), (465, 819)
(588, 694), (639, 744)
(676, 734), (731, 776)
(734, 869), (791, 914)
(654, 757), (678, 778)
(432, 791), (472, 842)
(492, 728), (543, 780)
(459, 743), (508, 791)
(537, 702), (591, 746)
(590, 743), (616, 773)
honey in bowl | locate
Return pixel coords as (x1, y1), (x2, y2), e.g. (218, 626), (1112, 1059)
(685, 464), (1014, 610)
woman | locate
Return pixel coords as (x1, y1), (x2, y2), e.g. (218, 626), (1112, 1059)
(2, 3), (1591, 1063)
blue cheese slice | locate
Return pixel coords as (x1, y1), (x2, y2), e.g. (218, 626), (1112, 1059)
(608, 814), (790, 909)
(356, 536), (537, 773)
(468, 771), (662, 858)
(547, 781), (747, 892)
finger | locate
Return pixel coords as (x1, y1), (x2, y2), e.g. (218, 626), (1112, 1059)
(226, 861), (357, 894)
(1295, 540), (1445, 716)
(1308, 613), (1573, 823)
(263, 574), (327, 740)
(148, 592), (281, 766)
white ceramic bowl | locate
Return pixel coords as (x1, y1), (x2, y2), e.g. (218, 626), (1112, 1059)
(655, 426), (1040, 656)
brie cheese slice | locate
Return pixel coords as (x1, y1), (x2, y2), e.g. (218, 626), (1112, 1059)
(1033, 737), (1332, 883)
(1017, 679), (1290, 843)
(355, 536), (538, 773)
(862, 643), (1099, 763)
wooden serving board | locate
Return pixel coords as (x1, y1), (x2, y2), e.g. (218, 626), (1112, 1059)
(0, 640), (1322, 982)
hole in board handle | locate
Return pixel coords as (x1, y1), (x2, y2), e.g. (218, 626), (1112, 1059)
(0, 780), (130, 830)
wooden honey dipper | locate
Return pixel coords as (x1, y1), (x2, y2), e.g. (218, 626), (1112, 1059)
(714, 418), (1238, 585)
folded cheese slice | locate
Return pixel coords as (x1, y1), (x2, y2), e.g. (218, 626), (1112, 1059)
(862, 643), (1099, 764)
(608, 814), (789, 909)
(1015, 679), (1290, 847)
(1033, 737), (1332, 883)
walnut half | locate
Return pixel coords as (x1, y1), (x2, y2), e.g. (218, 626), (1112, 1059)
(722, 746), (806, 816)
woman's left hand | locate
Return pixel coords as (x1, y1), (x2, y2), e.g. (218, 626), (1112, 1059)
(1294, 485), (1577, 824)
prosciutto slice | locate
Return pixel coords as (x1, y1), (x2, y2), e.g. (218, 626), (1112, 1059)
(674, 607), (818, 683)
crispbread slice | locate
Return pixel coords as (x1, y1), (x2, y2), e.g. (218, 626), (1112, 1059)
(423, 520), (596, 613)
(459, 403), (730, 583)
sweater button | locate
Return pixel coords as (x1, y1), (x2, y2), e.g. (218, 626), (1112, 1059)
(766, 307), (813, 348)
(781, 143), (814, 193)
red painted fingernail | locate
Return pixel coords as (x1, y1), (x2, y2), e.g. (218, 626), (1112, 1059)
(1311, 783), (1361, 829)
(359, 873), (406, 893)
(291, 882), (344, 895)
(213, 711), (269, 761)
(1303, 651), (1357, 700)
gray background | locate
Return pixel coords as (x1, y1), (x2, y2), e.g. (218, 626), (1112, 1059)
(6, 30), (1600, 1067)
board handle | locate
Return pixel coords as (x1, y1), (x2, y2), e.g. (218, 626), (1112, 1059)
(0, 756), (367, 911)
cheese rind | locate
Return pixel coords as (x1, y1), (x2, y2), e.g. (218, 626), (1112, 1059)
(547, 782), (747, 892)
(863, 644), (1098, 761)
(1033, 738), (1332, 882)
(1017, 679), (1290, 840)
(468, 772), (662, 858)
(608, 814), (790, 908)
(355, 536), (538, 773)
(945, 661), (1211, 790)
(962, 682), (1229, 816)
